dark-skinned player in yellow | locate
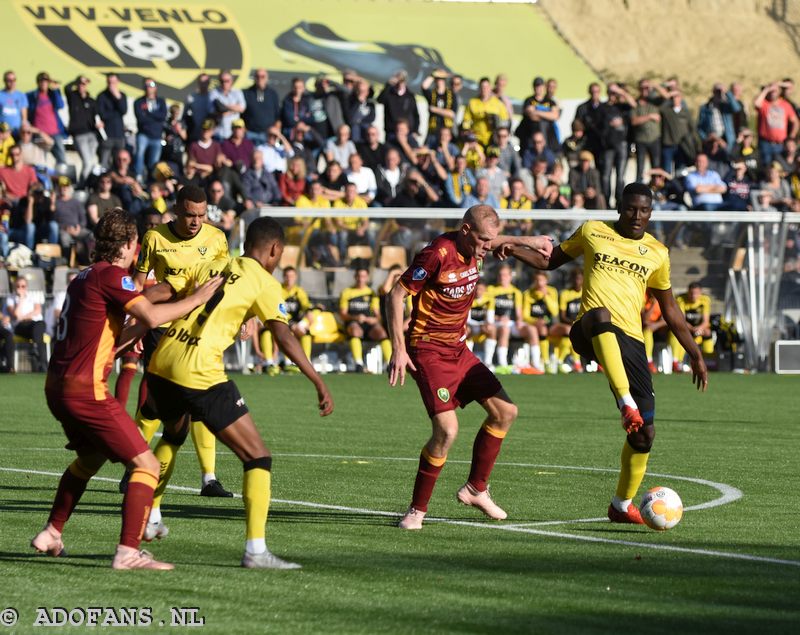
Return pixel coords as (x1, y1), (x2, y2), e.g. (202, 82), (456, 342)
(142, 217), (334, 568)
(132, 185), (231, 498)
(498, 182), (708, 524)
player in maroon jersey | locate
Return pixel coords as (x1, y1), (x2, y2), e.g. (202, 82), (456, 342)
(387, 205), (552, 529)
(31, 208), (222, 570)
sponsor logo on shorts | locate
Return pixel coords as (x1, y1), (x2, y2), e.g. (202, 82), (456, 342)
(437, 387), (450, 402)
(236, 397), (246, 407)
(278, 302), (288, 316)
(121, 276), (136, 291)
(412, 267), (427, 281)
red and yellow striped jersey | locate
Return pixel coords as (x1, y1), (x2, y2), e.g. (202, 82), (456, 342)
(399, 232), (482, 348)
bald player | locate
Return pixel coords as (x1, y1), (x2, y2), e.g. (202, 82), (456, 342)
(387, 205), (552, 529)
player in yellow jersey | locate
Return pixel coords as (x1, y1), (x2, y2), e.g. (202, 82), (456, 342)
(501, 182), (707, 525)
(467, 280), (497, 367)
(488, 264), (523, 371)
(339, 267), (391, 372)
(143, 217), (334, 569)
(132, 185), (233, 498)
(549, 269), (584, 373)
(520, 270), (557, 373)
(670, 282), (714, 372)
(256, 266), (313, 375)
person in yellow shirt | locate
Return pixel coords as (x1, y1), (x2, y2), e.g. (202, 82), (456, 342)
(339, 267), (391, 372)
(499, 182), (707, 526)
(143, 217), (334, 569)
(500, 178), (534, 236)
(0, 123), (16, 165)
(132, 185), (231, 499)
(520, 270), (557, 373)
(461, 77), (510, 148)
(332, 181), (371, 261)
(488, 264), (523, 371)
(295, 180), (337, 267)
(549, 269), (584, 373)
(467, 280), (497, 367)
(255, 266), (313, 375)
(670, 282), (714, 372)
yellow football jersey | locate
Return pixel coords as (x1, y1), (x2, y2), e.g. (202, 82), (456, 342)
(283, 284), (311, 322)
(136, 221), (229, 289)
(469, 293), (495, 324)
(149, 257), (288, 390)
(559, 288), (583, 322)
(339, 287), (379, 317)
(488, 284), (522, 320)
(522, 286), (558, 324)
(560, 220), (671, 341)
(676, 293), (710, 327)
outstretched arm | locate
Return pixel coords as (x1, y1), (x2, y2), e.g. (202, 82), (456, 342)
(269, 319), (334, 416)
(386, 282), (416, 387)
(498, 243), (573, 271)
(651, 287), (708, 391)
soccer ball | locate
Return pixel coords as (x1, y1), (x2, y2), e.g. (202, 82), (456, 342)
(639, 486), (683, 530)
(114, 30), (181, 62)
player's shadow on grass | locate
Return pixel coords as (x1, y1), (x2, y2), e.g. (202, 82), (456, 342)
(0, 551), (110, 568)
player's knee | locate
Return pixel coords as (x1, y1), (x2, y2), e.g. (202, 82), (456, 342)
(497, 401), (518, 426)
(162, 421), (190, 447)
(130, 450), (160, 475)
(627, 423), (655, 453)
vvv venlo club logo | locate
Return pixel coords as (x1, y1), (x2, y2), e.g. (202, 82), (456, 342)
(16, 2), (250, 100)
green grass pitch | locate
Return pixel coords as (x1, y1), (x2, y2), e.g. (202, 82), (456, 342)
(1, 372), (798, 633)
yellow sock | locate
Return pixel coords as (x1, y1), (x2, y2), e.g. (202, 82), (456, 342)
(591, 328), (630, 401)
(243, 467), (271, 540)
(540, 338), (550, 361)
(350, 337), (363, 364)
(191, 420), (216, 476)
(557, 337), (573, 362)
(643, 328), (654, 362)
(669, 332), (684, 365)
(300, 334), (312, 359)
(152, 438), (179, 509)
(260, 330), (274, 363)
(701, 336), (715, 356)
(615, 441), (650, 501)
(136, 408), (161, 444)
(380, 339), (392, 363)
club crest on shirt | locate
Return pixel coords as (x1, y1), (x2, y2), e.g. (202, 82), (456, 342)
(198, 246), (208, 256)
(121, 276), (136, 291)
(412, 267), (427, 281)
(437, 387), (450, 402)
(639, 245), (648, 255)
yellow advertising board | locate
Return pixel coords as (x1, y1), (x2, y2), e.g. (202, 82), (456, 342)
(3, 0), (598, 103)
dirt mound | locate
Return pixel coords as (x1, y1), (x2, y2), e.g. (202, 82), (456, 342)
(539, 0), (800, 107)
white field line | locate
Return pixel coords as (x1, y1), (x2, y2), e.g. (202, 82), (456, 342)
(2, 466), (796, 568)
(5, 450), (741, 513)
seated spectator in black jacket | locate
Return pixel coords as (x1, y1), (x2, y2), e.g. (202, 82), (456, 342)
(723, 161), (754, 211)
(243, 150), (281, 209)
(356, 125), (386, 173)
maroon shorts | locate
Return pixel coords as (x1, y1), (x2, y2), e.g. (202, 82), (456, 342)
(409, 342), (503, 418)
(45, 390), (149, 464)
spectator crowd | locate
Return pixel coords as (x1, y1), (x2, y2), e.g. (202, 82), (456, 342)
(0, 67), (799, 269)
